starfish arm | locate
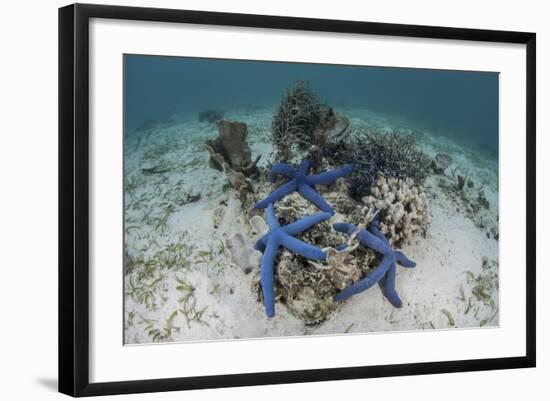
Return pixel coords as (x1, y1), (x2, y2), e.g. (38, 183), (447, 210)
(357, 229), (392, 255)
(260, 238), (279, 318)
(382, 262), (403, 307)
(270, 163), (295, 182)
(333, 222), (357, 236)
(254, 234), (269, 253)
(265, 203), (280, 229)
(368, 223), (384, 241)
(306, 165), (353, 186)
(279, 234), (327, 261)
(335, 253), (395, 302)
(298, 159), (311, 174)
(254, 179), (297, 209)
(283, 212), (332, 236)
(368, 213), (382, 232)
(395, 250), (416, 268)
(298, 184), (334, 214)
(335, 243), (348, 251)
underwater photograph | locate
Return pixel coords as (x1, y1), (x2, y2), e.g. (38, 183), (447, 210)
(123, 54), (499, 344)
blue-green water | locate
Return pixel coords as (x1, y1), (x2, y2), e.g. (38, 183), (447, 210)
(124, 54), (499, 156)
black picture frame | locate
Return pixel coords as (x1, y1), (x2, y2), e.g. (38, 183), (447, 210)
(58, 3), (536, 397)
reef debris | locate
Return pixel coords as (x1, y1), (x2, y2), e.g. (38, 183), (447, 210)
(176, 192), (201, 206)
(276, 246), (362, 325)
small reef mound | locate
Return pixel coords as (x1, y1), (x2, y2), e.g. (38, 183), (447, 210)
(208, 81), (430, 323)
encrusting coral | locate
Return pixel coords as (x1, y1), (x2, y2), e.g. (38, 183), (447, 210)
(362, 175), (429, 247)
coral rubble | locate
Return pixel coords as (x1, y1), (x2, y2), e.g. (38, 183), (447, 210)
(332, 213), (416, 307)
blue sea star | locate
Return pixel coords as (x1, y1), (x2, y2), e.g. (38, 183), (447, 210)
(332, 214), (415, 307)
(368, 214), (416, 307)
(254, 159), (352, 214)
(254, 203), (331, 317)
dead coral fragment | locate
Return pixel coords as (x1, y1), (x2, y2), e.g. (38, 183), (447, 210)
(205, 120), (260, 208)
(205, 119), (261, 177)
(226, 233), (262, 274)
(363, 176), (429, 247)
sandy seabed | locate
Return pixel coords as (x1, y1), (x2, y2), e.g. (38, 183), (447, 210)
(123, 107), (499, 344)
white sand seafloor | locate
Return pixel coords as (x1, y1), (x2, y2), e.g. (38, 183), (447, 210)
(123, 107), (499, 344)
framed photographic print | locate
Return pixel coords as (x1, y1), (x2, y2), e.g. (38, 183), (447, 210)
(58, 3), (536, 397)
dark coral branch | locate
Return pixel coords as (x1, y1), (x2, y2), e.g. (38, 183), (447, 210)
(327, 129), (431, 200)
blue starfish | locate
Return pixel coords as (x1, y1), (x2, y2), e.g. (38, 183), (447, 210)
(332, 214), (415, 307)
(254, 203), (331, 317)
(368, 214), (416, 307)
(254, 160), (352, 214)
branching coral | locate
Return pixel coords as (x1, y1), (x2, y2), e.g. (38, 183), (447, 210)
(271, 80), (350, 162)
(328, 130), (431, 200)
(362, 176), (429, 247)
(271, 80), (322, 161)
